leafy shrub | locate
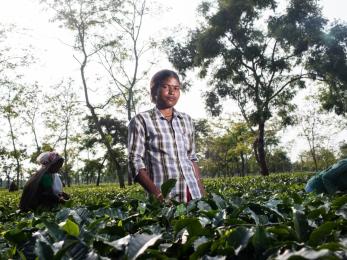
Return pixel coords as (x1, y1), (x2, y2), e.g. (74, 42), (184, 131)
(1, 173), (347, 259)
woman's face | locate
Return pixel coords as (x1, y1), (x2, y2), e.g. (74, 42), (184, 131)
(47, 158), (64, 174)
(155, 77), (181, 109)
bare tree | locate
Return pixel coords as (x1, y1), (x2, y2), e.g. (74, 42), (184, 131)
(0, 84), (26, 187)
(43, 79), (83, 186)
(41, 0), (154, 187)
(299, 95), (341, 171)
(21, 83), (43, 155)
(97, 0), (156, 184)
(0, 24), (32, 187)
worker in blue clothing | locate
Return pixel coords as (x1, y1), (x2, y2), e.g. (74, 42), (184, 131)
(305, 159), (347, 194)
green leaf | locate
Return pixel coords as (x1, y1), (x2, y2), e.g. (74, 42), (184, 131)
(197, 201), (212, 211)
(137, 202), (146, 214)
(267, 225), (295, 240)
(53, 239), (79, 260)
(59, 219), (80, 237)
(318, 242), (346, 251)
(252, 226), (271, 252)
(43, 220), (65, 241)
(308, 221), (336, 247)
(35, 241), (54, 260)
(336, 204), (347, 220)
(275, 248), (331, 260)
(127, 233), (162, 260)
(105, 234), (131, 251)
(161, 179), (177, 198)
(244, 207), (260, 225)
(331, 194), (347, 209)
(175, 204), (187, 217)
(293, 209), (310, 242)
(4, 229), (31, 245)
(66, 242), (89, 260)
(211, 193), (226, 209)
(190, 237), (212, 259)
(56, 208), (71, 222)
(173, 218), (204, 237)
(228, 227), (254, 255)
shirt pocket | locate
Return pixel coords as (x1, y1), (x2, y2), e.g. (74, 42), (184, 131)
(146, 128), (166, 154)
(179, 128), (192, 154)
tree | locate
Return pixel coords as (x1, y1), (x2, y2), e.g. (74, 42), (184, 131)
(165, 0), (342, 175)
(21, 83), (44, 155)
(298, 95), (341, 171)
(308, 23), (347, 116)
(193, 118), (212, 160)
(0, 84), (27, 187)
(97, 0), (155, 122)
(296, 148), (336, 172)
(81, 115), (128, 185)
(202, 135), (231, 177)
(316, 148), (336, 169)
(267, 148), (292, 173)
(80, 158), (104, 184)
(339, 143), (347, 159)
(0, 24), (32, 77)
(198, 120), (255, 177)
(0, 147), (15, 188)
(42, 0), (159, 187)
(0, 24), (33, 186)
(43, 79), (83, 186)
(41, 0), (134, 187)
(224, 122), (254, 176)
(95, 0), (155, 185)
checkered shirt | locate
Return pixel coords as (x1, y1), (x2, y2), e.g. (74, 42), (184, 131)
(128, 107), (202, 202)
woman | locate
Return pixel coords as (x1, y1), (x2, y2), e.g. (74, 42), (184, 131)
(128, 69), (206, 203)
(19, 152), (69, 211)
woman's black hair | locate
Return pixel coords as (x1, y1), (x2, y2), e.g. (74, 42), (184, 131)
(150, 69), (180, 103)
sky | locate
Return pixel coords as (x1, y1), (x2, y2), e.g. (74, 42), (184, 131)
(0, 0), (346, 161)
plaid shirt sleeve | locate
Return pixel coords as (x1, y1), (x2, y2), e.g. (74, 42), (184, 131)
(128, 115), (147, 178)
(188, 116), (198, 162)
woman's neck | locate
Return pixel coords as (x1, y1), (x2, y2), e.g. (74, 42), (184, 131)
(158, 107), (173, 119)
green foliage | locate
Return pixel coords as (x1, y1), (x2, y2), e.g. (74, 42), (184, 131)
(165, 0), (347, 175)
(1, 173), (347, 259)
(160, 178), (177, 199)
(311, 23), (347, 116)
(267, 149), (292, 172)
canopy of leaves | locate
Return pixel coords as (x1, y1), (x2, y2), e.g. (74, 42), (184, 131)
(165, 0), (346, 126)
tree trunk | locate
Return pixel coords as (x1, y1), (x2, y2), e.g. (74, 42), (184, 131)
(7, 115), (21, 187)
(96, 156), (107, 186)
(245, 154), (248, 176)
(309, 146), (318, 172)
(236, 160), (240, 177)
(63, 120), (71, 186)
(253, 121), (269, 176)
(79, 42), (125, 188)
(240, 151), (245, 177)
(31, 122), (41, 154)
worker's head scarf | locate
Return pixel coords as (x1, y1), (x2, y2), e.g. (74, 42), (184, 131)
(37, 152), (61, 166)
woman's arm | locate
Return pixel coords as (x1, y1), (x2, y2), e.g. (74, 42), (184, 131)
(135, 168), (163, 202)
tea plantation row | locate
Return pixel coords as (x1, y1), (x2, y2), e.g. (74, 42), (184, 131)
(1, 172), (347, 259)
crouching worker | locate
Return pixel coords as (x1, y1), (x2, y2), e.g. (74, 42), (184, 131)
(19, 152), (70, 212)
(305, 159), (347, 194)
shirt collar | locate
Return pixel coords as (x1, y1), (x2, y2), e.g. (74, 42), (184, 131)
(152, 107), (183, 119)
